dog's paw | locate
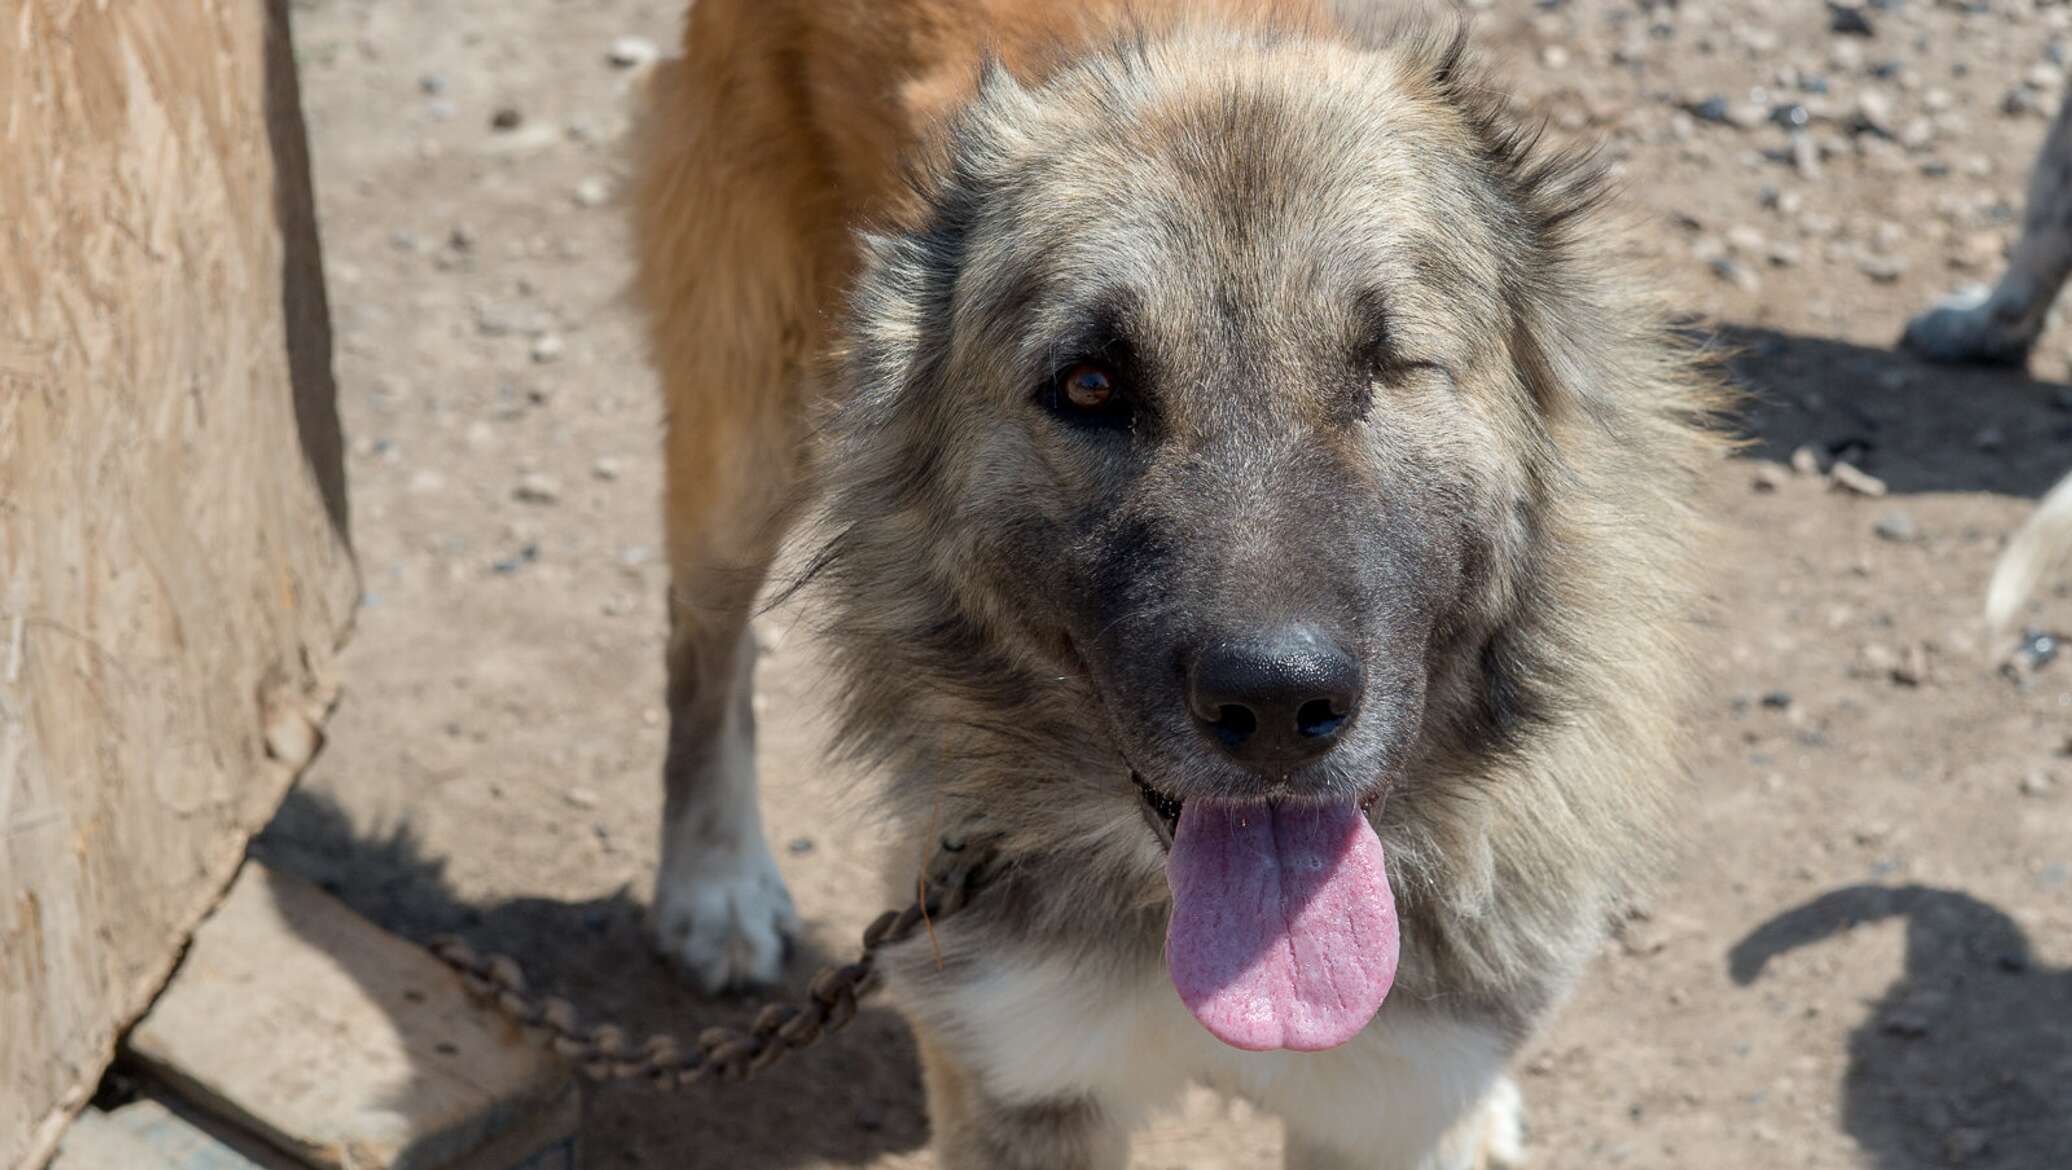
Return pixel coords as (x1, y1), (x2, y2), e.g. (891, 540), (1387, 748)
(650, 839), (800, 993)
(1899, 285), (2034, 367)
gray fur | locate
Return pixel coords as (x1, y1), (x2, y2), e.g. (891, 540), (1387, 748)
(785, 19), (1727, 1159)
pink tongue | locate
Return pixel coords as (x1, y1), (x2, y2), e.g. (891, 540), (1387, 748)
(1165, 798), (1398, 1052)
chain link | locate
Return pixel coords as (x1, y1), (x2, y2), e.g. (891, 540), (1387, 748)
(428, 834), (996, 1089)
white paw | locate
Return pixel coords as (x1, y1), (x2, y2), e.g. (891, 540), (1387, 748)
(650, 837), (800, 993)
(1481, 1075), (1527, 1170)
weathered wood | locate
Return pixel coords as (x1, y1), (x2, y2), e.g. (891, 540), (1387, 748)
(0, 3), (355, 1167)
(53, 1092), (579, 1170)
(127, 865), (576, 1170)
(53, 1101), (283, 1170)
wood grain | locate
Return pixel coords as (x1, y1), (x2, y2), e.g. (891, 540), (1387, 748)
(0, 3), (355, 1166)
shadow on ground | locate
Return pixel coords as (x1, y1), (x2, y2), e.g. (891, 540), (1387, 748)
(252, 789), (928, 1170)
(1717, 324), (2072, 499)
(1731, 885), (2072, 1170)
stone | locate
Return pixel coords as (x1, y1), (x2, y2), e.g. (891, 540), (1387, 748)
(1874, 508), (1919, 543)
(1830, 5), (1875, 36)
(1710, 255), (1761, 292)
(1858, 252), (1909, 282)
(608, 35), (659, 69)
(1829, 461), (1888, 496)
(513, 472), (562, 505)
(1689, 96), (1733, 124)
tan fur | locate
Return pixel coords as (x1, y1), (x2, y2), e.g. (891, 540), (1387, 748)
(633, 0), (1726, 1163)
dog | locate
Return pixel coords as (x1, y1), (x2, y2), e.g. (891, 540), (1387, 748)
(630, 2), (1727, 1165)
(1901, 89), (2072, 638)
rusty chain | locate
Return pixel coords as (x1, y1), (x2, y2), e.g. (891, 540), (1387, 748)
(427, 833), (997, 1089)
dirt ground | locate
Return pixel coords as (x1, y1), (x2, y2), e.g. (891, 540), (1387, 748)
(256, 0), (2072, 1166)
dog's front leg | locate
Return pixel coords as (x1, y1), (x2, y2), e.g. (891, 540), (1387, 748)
(1903, 86), (2072, 366)
(914, 1022), (1130, 1170)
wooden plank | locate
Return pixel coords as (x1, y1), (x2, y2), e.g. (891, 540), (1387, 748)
(127, 864), (575, 1170)
(52, 1091), (579, 1170)
(0, 3), (356, 1166)
(46, 1109), (174, 1170)
(52, 1101), (284, 1170)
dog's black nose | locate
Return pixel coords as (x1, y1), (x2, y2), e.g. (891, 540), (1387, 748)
(1188, 624), (1362, 767)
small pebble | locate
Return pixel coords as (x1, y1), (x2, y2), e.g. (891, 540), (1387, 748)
(592, 456), (624, 482)
(491, 105), (524, 131)
(1858, 252), (1909, 282)
(564, 787), (600, 809)
(1830, 4), (1875, 37)
(2004, 88), (2049, 118)
(491, 543), (541, 575)
(1689, 96), (1733, 125)
(2014, 629), (2062, 672)
(574, 176), (612, 207)
(1710, 255), (1761, 293)
(1852, 90), (1895, 137)
(1873, 509), (1919, 543)
(1829, 461), (1888, 497)
(608, 35), (659, 69)
(531, 334), (566, 364)
(514, 472), (563, 505)
(2020, 770), (2057, 798)
(1725, 225), (1766, 254)
(1792, 134), (1824, 179)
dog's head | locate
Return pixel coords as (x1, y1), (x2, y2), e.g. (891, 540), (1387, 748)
(810, 23), (1708, 868)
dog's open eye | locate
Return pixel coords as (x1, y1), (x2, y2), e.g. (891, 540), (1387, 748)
(1064, 363), (1114, 409)
(1041, 361), (1134, 430)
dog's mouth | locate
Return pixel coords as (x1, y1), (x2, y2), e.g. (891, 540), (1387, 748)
(1131, 771), (1184, 847)
(1130, 771), (1384, 852)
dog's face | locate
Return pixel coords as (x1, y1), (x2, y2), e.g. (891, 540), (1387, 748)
(825, 31), (1588, 848)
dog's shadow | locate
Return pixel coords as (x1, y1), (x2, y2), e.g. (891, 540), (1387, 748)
(248, 788), (928, 1170)
(1718, 324), (2072, 500)
(1730, 885), (2072, 1169)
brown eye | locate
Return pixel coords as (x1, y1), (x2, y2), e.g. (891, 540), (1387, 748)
(1063, 362), (1115, 410)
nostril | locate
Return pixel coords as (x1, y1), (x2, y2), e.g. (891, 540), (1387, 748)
(1208, 704), (1257, 748)
(1295, 698), (1345, 739)
(1187, 623), (1361, 764)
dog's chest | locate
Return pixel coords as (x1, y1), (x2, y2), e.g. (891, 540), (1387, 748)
(942, 951), (1508, 1157)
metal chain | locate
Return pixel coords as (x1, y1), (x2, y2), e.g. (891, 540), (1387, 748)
(427, 833), (997, 1089)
